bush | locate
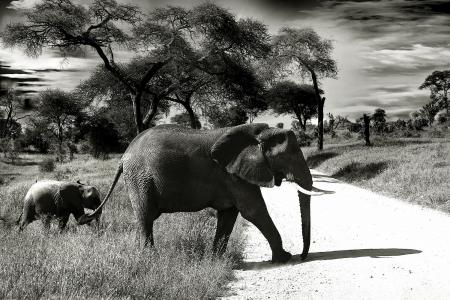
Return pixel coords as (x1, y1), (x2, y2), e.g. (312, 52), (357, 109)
(342, 131), (352, 139)
(435, 111), (447, 124)
(39, 158), (55, 172)
(402, 130), (421, 138)
(429, 128), (444, 138)
(348, 122), (361, 133)
(294, 130), (314, 146)
(21, 120), (50, 153)
(87, 117), (121, 159)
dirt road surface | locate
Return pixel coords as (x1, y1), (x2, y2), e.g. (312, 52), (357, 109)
(223, 170), (450, 299)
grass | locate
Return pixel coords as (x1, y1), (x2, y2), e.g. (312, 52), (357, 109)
(0, 154), (245, 299)
(303, 134), (450, 212)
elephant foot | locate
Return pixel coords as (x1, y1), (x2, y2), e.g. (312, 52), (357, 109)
(271, 250), (292, 263)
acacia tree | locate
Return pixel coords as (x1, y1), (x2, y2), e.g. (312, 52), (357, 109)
(273, 28), (337, 150)
(0, 89), (25, 138)
(37, 89), (82, 161)
(2, 0), (184, 134)
(18, 2), (271, 133)
(419, 70), (450, 115)
(265, 81), (318, 131)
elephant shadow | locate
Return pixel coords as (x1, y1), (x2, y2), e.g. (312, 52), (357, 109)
(238, 248), (422, 271)
(306, 152), (339, 168)
(332, 161), (389, 182)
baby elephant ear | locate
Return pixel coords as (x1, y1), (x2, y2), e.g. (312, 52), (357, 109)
(211, 123), (274, 187)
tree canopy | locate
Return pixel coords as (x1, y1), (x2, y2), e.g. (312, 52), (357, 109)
(272, 27), (337, 150)
(265, 81), (318, 130)
(3, 0), (270, 134)
(419, 70), (450, 115)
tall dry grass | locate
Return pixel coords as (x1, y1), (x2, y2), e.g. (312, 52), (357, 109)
(304, 137), (450, 212)
(0, 155), (245, 299)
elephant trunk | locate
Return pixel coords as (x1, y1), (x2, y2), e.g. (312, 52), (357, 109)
(293, 164), (312, 260)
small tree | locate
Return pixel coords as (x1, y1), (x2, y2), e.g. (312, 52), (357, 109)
(37, 89), (82, 161)
(327, 113), (347, 138)
(87, 115), (120, 159)
(420, 99), (441, 126)
(265, 81), (318, 131)
(22, 118), (51, 153)
(273, 27), (337, 150)
(409, 111), (428, 130)
(419, 70), (450, 115)
(372, 108), (387, 134)
(0, 89), (25, 139)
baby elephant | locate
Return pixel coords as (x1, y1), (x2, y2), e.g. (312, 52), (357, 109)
(18, 180), (102, 231)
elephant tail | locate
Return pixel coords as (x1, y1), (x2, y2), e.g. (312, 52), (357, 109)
(77, 162), (123, 225)
(16, 211), (23, 225)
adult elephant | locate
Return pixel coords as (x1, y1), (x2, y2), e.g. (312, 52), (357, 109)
(18, 180), (101, 231)
(79, 123), (315, 263)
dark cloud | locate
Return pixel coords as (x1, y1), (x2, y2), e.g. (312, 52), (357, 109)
(354, 93), (428, 110)
(318, 0), (450, 49)
(371, 85), (411, 93)
(0, 61), (48, 96)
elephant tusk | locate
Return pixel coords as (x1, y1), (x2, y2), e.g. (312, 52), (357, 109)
(282, 180), (334, 196)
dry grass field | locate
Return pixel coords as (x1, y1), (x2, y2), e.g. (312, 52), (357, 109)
(0, 154), (245, 299)
(304, 134), (450, 212)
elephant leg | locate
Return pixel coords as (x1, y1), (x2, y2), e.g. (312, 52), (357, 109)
(58, 214), (70, 232)
(19, 210), (34, 232)
(235, 186), (291, 263)
(19, 218), (31, 232)
(213, 207), (239, 255)
(41, 215), (52, 232)
(126, 176), (159, 248)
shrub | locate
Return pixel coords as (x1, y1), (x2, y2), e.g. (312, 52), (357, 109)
(87, 117), (121, 159)
(39, 158), (55, 172)
(402, 130), (421, 138)
(21, 120), (50, 153)
(429, 128), (444, 138)
(294, 130), (314, 146)
(435, 111), (447, 124)
(342, 131), (352, 139)
(348, 122), (361, 133)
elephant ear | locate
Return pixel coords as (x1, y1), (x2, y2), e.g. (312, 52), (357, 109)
(211, 123), (274, 187)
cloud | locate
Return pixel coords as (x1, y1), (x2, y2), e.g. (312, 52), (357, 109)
(7, 0), (40, 10)
(362, 44), (450, 76)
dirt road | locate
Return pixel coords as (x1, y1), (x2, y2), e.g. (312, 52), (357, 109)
(224, 170), (450, 299)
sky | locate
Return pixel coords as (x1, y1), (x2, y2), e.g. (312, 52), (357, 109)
(1, 0), (450, 125)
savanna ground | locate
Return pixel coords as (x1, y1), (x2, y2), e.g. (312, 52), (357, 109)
(0, 126), (449, 299)
(0, 154), (245, 299)
(303, 126), (450, 212)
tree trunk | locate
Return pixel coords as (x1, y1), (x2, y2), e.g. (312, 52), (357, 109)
(363, 114), (371, 146)
(183, 103), (201, 129)
(293, 106), (305, 131)
(180, 93), (201, 129)
(310, 70), (324, 150)
(142, 97), (161, 130)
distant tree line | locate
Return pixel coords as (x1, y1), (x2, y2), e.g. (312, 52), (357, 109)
(2, 0), (337, 152)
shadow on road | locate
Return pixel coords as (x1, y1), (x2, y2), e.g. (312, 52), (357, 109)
(239, 248), (422, 271)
